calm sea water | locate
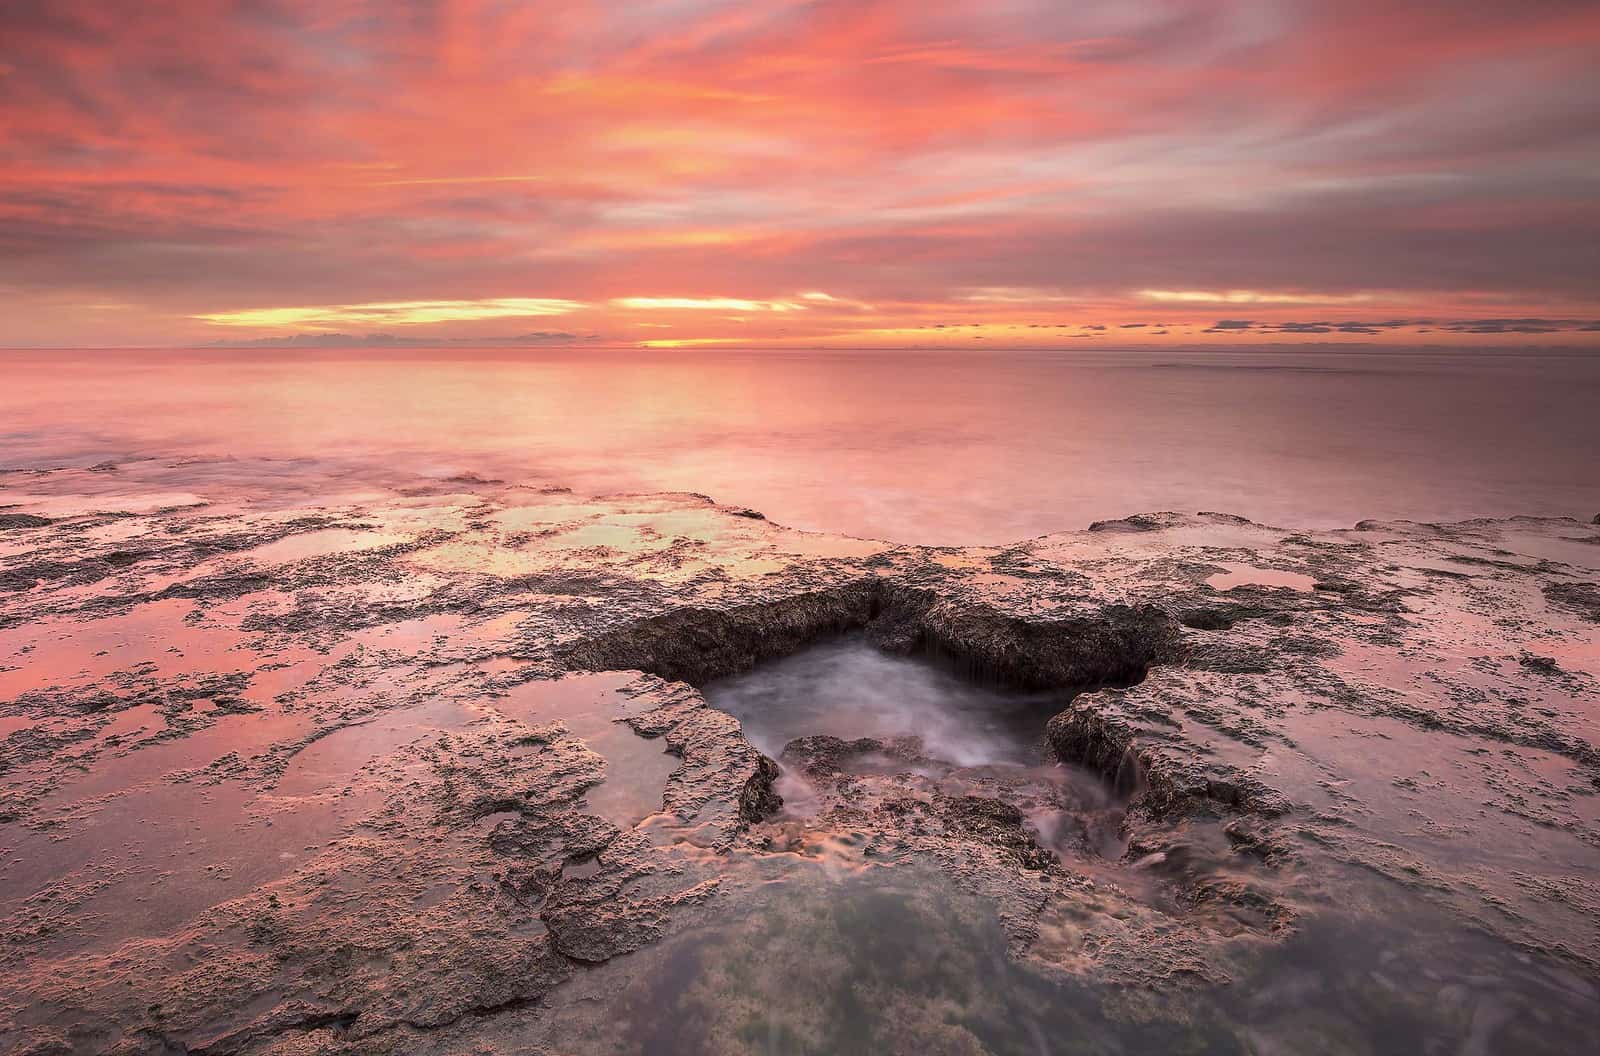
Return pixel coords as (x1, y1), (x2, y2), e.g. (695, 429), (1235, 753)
(2, 347), (1595, 544)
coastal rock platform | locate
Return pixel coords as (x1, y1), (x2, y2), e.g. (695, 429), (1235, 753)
(2, 458), (1597, 1054)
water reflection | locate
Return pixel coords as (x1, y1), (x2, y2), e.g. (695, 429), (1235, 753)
(3, 347), (1596, 544)
(490, 674), (679, 829)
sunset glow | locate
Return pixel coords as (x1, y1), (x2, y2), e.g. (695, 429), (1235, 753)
(2, 1), (1598, 348)
(197, 298), (589, 329)
(4, 6), (1600, 1049)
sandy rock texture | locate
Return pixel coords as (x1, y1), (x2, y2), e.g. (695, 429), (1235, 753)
(2, 459), (1597, 1053)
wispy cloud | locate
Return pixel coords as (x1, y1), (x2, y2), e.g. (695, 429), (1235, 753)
(197, 299), (587, 330)
(612, 297), (808, 312)
(1138, 290), (1380, 307)
(205, 330), (604, 349)
(365, 175), (550, 187)
(1, 1), (1597, 346)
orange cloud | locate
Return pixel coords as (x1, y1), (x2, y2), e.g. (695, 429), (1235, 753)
(1, 1), (1597, 347)
(198, 298), (586, 330)
(613, 297), (808, 313)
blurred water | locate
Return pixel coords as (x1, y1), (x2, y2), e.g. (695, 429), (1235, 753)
(705, 637), (1066, 767)
(549, 863), (1600, 1056)
(2, 346), (1596, 544)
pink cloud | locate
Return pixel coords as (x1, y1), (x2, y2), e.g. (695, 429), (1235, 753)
(1, 1), (1597, 346)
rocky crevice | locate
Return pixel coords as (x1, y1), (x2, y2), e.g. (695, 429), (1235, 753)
(553, 575), (1277, 851)
(1046, 692), (1292, 821)
(558, 577), (1184, 692)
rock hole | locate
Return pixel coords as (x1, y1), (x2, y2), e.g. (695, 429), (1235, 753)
(703, 633), (1138, 861)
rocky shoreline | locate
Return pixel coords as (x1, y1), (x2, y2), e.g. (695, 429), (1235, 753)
(2, 458), (1597, 1054)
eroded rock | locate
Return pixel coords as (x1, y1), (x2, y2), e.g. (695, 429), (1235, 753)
(1, 461), (1597, 1054)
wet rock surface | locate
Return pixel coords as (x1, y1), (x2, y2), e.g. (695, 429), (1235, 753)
(1, 459), (1598, 1053)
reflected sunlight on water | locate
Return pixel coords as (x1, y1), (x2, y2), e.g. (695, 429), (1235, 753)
(3, 346), (1596, 544)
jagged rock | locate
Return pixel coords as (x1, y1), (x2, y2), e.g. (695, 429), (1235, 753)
(737, 754), (783, 822)
(1545, 581), (1600, 622)
(1, 460), (1597, 1054)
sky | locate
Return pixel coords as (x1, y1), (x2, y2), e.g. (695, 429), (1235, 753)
(1, 0), (1598, 349)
